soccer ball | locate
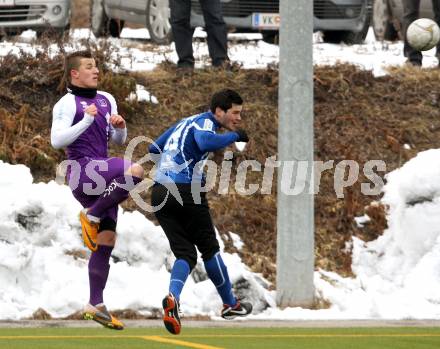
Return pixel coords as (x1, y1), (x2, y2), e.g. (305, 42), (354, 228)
(407, 18), (440, 51)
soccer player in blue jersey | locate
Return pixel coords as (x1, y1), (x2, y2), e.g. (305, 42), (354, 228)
(51, 50), (144, 330)
(149, 89), (252, 335)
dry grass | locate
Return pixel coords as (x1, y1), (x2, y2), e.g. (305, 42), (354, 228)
(2, 47), (440, 285)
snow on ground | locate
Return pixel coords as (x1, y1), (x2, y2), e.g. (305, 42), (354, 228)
(2, 27), (439, 76)
(0, 161), (272, 320)
(1, 27), (440, 320)
(3, 148), (440, 320)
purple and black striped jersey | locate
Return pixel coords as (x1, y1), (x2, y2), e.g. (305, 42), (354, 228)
(51, 91), (126, 160)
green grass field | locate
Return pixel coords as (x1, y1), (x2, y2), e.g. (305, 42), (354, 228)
(1, 327), (440, 349)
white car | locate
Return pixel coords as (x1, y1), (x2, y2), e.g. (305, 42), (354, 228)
(91, 0), (372, 45)
(0, 0), (70, 36)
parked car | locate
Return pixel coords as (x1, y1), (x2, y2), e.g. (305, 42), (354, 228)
(91, 0), (372, 45)
(373, 0), (434, 41)
(0, 0), (70, 36)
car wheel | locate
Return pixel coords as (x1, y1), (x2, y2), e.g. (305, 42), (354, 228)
(322, 12), (371, 45)
(146, 0), (172, 45)
(90, 0), (109, 37)
(372, 0), (398, 41)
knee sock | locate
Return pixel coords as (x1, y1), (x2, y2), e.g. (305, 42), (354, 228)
(204, 253), (236, 306)
(88, 175), (142, 219)
(169, 259), (190, 301)
(88, 245), (113, 306)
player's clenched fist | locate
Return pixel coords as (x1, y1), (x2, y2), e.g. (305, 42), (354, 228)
(110, 114), (126, 129)
(84, 104), (98, 117)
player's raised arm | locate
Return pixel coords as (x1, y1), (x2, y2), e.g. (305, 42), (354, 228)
(51, 99), (96, 149)
(109, 114), (127, 145)
(100, 91), (127, 145)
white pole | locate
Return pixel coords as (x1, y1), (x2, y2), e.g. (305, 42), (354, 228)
(276, 0), (315, 307)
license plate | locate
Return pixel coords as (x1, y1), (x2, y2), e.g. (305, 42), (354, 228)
(252, 13), (280, 29)
(0, 0), (14, 6)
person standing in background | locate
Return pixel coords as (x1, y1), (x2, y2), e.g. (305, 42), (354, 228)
(170, 0), (229, 70)
(402, 0), (440, 66)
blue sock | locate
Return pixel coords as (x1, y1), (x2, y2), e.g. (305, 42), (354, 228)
(204, 253), (236, 306)
(169, 259), (190, 301)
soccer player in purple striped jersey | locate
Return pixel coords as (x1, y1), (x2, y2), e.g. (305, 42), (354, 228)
(51, 50), (144, 330)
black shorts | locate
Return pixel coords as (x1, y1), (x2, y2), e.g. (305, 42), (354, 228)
(151, 183), (220, 270)
(98, 217), (117, 233)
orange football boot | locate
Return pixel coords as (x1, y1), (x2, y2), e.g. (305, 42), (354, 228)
(162, 294), (181, 335)
(79, 209), (99, 252)
(83, 303), (124, 330)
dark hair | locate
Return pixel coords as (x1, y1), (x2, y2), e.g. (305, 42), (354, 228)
(63, 50), (94, 83)
(210, 89), (243, 113)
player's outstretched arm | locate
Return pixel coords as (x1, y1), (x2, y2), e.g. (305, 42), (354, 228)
(194, 129), (245, 153)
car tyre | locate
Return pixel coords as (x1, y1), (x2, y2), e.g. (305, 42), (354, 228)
(146, 0), (172, 44)
(372, 0), (398, 41)
(322, 11), (371, 45)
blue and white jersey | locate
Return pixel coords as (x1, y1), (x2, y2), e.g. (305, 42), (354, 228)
(149, 111), (239, 184)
